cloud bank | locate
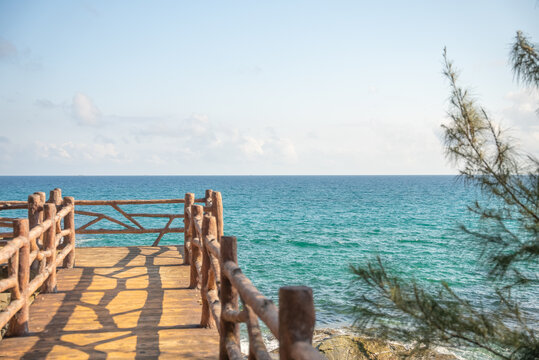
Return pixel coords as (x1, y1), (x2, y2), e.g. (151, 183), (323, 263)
(71, 93), (102, 126)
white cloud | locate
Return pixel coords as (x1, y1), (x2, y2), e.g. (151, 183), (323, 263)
(502, 89), (539, 155)
(503, 89), (539, 127)
(240, 136), (264, 157)
(132, 113), (213, 140)
(71, 93), (102, 125)
(35, 141), (122, 162)
(243, 136), (299, 163)
(129, 114), (300, 169)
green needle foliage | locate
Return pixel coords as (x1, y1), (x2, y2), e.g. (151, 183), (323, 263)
(350, 32), (539, 360)
(511, 31), (539, 89)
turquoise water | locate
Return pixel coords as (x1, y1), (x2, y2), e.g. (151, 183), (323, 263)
(0, 176), (536, 356)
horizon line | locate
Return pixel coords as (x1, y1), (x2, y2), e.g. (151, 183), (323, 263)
(0, 174), (459, 177)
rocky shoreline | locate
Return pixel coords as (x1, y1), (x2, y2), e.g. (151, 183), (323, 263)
(259, 328), (459, 359)
(312, 328), (458, 359)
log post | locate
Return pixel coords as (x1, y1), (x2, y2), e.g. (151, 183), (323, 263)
(212, 191), (224, 242)
(6, 222), (20, 334)
(28, 193), (42, 237)
(36, 192), (46, 272)
(28, 193), (43, 271)
(37, 192), (46, 242)
(63, 197), (75, 268)
(36, 192), (46, 203)
(219, 236), (240, 360)
(205, 189), (214, 213)
(42, 203), (57, 293)
(188, 204), (203, 289)
(48, 188), (62, 238)
(205, 216), (218, 290)
(200, 214), (217, 328)
(278, 286), (316, 360)
(184, 193), (195, 265)
(48, 188), (62, 206)
(7, 219), (30, 336)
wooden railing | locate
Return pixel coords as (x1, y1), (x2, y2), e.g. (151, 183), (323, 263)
(1, 189), (207, 245)
(74, 196), (205, 246)
(0, 190), (75, 336)
(186, 193), (325, 360)
(1, 188), (325, 359)
(0, 201), (28, 239)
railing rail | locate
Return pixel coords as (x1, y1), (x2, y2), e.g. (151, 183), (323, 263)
(186, 191), (325, 360)
(0, 189), (76, 336)
(73, 197), (200, 245)
(1, 192), (208, 246)
(1, 187), (325, 358)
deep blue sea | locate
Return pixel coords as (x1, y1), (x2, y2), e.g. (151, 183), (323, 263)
(1, 176), (536, 358)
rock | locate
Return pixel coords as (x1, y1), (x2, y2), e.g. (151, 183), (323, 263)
(315, 334), (457, 360)
(316, 335), (371, 360)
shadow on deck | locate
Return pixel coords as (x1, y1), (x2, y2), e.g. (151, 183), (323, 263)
(0, 246), (219, 359)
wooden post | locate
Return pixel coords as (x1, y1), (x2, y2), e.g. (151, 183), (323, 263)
(37, 192), (46, 243)
(219, 236), (240, 360)
(28, 193), (42, 271)
(36, 192), (46, 273)
(36, 192), (46, 240)
(189, 204), (203, 289)
(205, 216), (218, 290)
(205, 189), (213, 202)
(48, 188), (62, 238)
(205, 189), (213, 213)
(212, 191), (224, 242)
(42, 203), (57, 293)
(28, 194), (42, 236)
(36, 192), (46, 203)
(48, 188), (62, 206)
(63, 197), (75, 268)
(184, 193), (194, 265)
(278, 286), (316, 360)
(6, 222), (20, 334)
(7, 219), (30, 336)
(200, 214), (217, 328)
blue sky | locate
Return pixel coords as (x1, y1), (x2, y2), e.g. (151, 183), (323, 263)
(0, 0), (537, 175)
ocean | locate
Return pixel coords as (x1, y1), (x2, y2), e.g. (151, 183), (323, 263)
(0, 175), (536, 358)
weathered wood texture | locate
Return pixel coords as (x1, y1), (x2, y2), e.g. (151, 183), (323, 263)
(183, 193), (195, 266)
(42, 203), (57, 293)
(219, 236), (241, 360)
(0, 193), (76, 336)
(74, 203), (184, 244)
(63, 197), (76, 268)
(6, 219), (30, 336)
(188, 204), (204, 289)
(1, 188), (325, 359)
(1, 193), (208, 244)
(0, 246), (219, 359)
(187, 200), (326, 360)
(279, 286), (325, 360)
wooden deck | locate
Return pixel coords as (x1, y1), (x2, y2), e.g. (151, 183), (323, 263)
(0, 246), (219, 359)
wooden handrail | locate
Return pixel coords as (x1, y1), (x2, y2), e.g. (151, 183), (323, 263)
(76, 227), (184, 235)
(76, 198), (195, 205)
(0, 192), (211, 245)
(0, 190), (76, 336)
(186, 192), (326, 360)
(73, 197), (198, 245)
(1, 187), (324, 359)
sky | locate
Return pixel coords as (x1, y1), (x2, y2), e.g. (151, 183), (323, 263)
(0, 0), (538, 175)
